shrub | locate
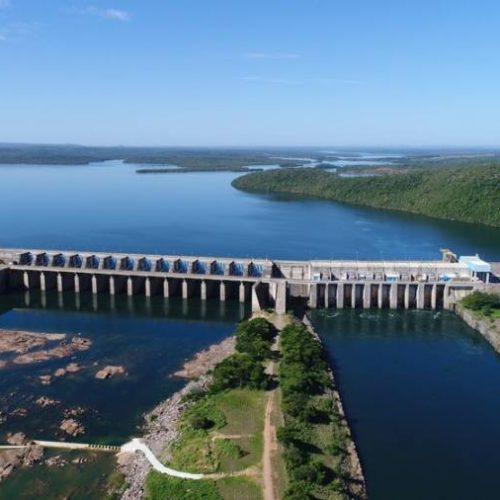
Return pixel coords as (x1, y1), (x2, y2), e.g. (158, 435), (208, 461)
(145, 472), (220, 500)
(211, 353), (268, 392)
(461, 291), (500, 315)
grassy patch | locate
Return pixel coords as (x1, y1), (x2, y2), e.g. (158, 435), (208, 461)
(216, 476), (263, 500)
(145, 472), (220, 500)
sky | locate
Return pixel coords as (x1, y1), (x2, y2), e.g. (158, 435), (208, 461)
(1, 0), (500, 147)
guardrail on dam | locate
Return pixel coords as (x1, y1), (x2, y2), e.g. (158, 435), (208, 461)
(0, 248), (496, 314)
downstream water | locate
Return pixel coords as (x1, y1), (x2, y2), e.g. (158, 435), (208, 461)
(312, 310), (500, 500)
(0, 161), (499, 498)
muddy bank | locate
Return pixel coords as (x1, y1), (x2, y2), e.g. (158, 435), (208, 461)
(303, 314), (367, 499)
(118, 335), (235, 499)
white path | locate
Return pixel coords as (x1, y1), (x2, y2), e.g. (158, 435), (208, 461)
(120, 439), (204, 480)
(1, 438), (205, 480)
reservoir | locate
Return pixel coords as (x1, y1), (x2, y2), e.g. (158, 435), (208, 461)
(0, 161), (499, 498)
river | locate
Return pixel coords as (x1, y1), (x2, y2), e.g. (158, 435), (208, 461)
(0, 161), (499, 498)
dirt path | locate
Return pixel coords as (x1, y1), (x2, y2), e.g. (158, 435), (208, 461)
(262, 345), (279, 500)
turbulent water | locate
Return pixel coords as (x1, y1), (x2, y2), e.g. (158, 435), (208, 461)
(0, 161), (499, 498)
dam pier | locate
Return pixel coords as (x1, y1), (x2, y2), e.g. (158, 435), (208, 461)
(0, 248), (496, 314)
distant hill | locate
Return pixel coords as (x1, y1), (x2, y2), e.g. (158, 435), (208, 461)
(232, 165), (500, 227)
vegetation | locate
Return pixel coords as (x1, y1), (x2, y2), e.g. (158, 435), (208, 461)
(145, 472), (220, 500)
(278, 322), (349, 499)
(232, 164), (500, 227)
(461, 291), (500, 318)
(146, 318), (274, 499)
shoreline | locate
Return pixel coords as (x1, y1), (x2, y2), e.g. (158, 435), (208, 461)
(303, 314), (368, 499)
(118, 335), (236, 499)
(454, 304), (500, 354)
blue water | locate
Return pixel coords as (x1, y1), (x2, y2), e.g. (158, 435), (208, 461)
(0, 161), (498, 260)
(312, 310), (500, 500)
(0, 162), (499, 498)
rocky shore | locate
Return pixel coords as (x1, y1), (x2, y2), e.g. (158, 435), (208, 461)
(118, 335), (235, 499)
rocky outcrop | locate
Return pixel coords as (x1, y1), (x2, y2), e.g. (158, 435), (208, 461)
(36, 396), (60, 408)
(14, 336), (91, 365)
(0, 434), (44, 482)
(95, 365), (126, 380)
(454, 304), (500, 354)
(60, 418), (85, 437)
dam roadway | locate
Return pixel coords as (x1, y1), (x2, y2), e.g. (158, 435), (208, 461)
(0, 248), (497, 314)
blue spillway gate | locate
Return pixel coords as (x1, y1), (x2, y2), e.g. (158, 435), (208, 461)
(193, 261), (206, 274)
(139, 258), (152, 272)
(211, 262), (225, 275)
(52, 254), (65, 267)
(36, 254), (49, 266)
(121, 257), (134, 271)
(249, 263), (263, 277)
(156, 259), (170, 272)
(20, 253), (33, 265)
(70, 255), (83, 268)
(230, 262), (245, 276)
(175, 260), (188, 273)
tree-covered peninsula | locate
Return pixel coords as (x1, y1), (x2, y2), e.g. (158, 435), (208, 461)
(232, 164), (500, 227)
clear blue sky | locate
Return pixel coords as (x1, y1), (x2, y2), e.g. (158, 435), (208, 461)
(1, 0), (499, 147)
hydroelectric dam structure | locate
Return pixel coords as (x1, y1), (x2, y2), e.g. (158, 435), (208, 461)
(0, 248), (496, 314)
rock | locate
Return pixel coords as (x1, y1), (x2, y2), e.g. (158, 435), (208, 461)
(7, 432), (26, 446)
(35, 396), (60, 408)
(64, 407), (85, 418)
(23, 445), (44, 466)
(0, 450), (22, 482)
(0, 360), (6, 369)
(45, 455), (67, 468)
(95, 365), (126, 380)
(60, 418), (85, 437)
(66, 362), (80, 373)
(54, 368), (66, 377)
(71, 456), (87, 465)
(39, 375), (53, 385)
(10, 408), (27, 418)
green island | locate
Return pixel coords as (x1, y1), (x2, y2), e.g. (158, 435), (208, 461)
(145, 316), (362, 500)
(232, 164), (500, 227)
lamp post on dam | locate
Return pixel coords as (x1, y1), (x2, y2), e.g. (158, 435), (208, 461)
(0, 248), (496, 314)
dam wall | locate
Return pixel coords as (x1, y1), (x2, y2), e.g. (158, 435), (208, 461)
(0, 248), (493, 314)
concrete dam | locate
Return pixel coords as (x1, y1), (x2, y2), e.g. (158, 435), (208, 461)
(0, 248), (496, 314)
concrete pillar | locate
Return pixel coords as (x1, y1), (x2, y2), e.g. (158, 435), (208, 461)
(220, 282), (226, 302)
(58, 292), (64, 309)
(74, 274), (80, 294)
(443, 285), (450, 310)
(336, 283), (344, 309)
(23, 272), (30, 290)
(239, 282), (245, 303)
(75, 293), (80, 310)
(351, 285), (356, 309)
(308, 284), (318, 309)
(251, 283), (261, 312)
(324, 284), (330, 308)
(417, 284), (425, 309)
(163, 278), (169, 298)
(275, 281), (287, 315)
(201, 280), (207, 301)
(41, 290), (47, 308)
(389, 283), (398, 309)
(404, 284), (410, 309)
(182, 279), (188, 300)
(92, 275), (98, 295)
(145, 278), (151, 298)
(57, 273), (63, 293)
(127, 277), (133, 296)
(431, 284), (437, 310)
(109, 276), (115, 296)
(40, 272), (46, 292)
(377, 284), (383, 309)
(363, 284), (371, 309)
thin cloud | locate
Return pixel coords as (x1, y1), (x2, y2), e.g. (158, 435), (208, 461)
(82, 6), (130, 22)
(0, 0), (10, 9)
(245, 52), (299, 60)
(0, 22), (37, 42)
(239, 76), (304, 85)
